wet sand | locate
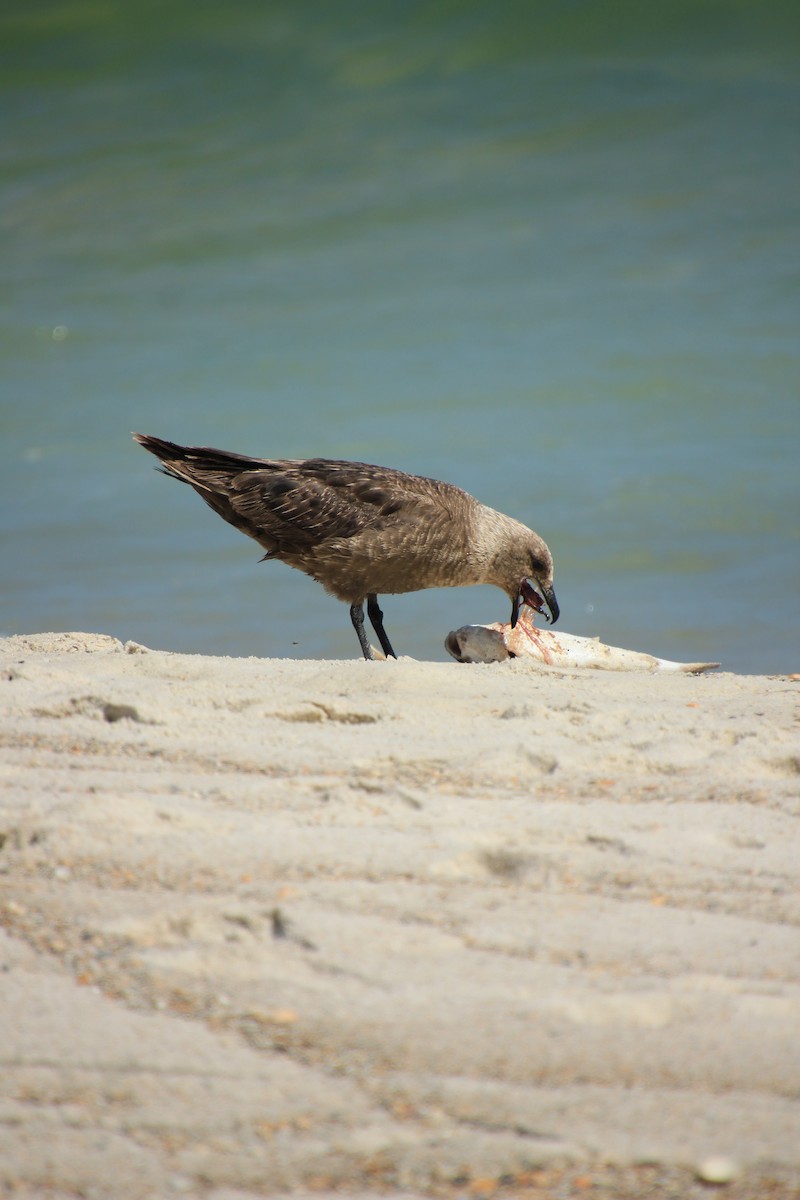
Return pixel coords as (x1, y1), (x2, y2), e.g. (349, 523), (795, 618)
(1, 632), (798, 1199)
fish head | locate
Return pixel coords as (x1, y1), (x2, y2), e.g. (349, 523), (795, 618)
(445, 624), (510, 663)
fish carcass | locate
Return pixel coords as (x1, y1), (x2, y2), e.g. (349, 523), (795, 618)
(445, 610), (719, 674)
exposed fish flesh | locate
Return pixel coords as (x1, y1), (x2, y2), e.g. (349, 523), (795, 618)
(446, 610), (720, 673)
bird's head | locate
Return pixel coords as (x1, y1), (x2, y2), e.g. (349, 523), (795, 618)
(477, 509), (559, 629)
(503, 533), (559, 629)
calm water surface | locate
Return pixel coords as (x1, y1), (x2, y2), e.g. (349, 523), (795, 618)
(2, 3), (798, 671)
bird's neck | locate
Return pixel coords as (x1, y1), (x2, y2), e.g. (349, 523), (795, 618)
(472, 506), (529, 589)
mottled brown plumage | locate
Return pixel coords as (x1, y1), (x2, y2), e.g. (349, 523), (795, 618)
(133, 434), (558, 659)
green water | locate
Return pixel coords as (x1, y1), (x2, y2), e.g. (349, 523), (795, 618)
(2, 1), (798, 669)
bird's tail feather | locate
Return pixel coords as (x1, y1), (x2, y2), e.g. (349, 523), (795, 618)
(132, 433), (265, 475)
(132, 433), (262, 532)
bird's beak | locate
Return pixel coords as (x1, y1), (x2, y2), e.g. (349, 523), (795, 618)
(512, 578), (559, 627)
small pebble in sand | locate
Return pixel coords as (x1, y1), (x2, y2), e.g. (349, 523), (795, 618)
(102, 701), (141, 722)
(696, 1156), (739, 1184)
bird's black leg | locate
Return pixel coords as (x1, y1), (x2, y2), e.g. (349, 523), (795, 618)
(367, 594), (397, 659)
(350, 602), (374, 660)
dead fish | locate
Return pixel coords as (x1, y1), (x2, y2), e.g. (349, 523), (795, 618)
(446, 610), (720, 674)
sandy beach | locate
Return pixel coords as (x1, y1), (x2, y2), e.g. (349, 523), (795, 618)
(1, 630), (798, 1200)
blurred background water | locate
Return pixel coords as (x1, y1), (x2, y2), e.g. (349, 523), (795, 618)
(2, 1), (798, 671)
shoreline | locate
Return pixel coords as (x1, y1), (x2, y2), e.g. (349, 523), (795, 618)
(1, 632), (798, 1198)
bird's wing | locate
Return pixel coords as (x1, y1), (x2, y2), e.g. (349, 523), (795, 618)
(224, 468), (396, 552)
(225, 460), (464, 554)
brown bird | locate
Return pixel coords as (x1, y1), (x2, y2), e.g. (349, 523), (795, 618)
(133, 434), (559, 660)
